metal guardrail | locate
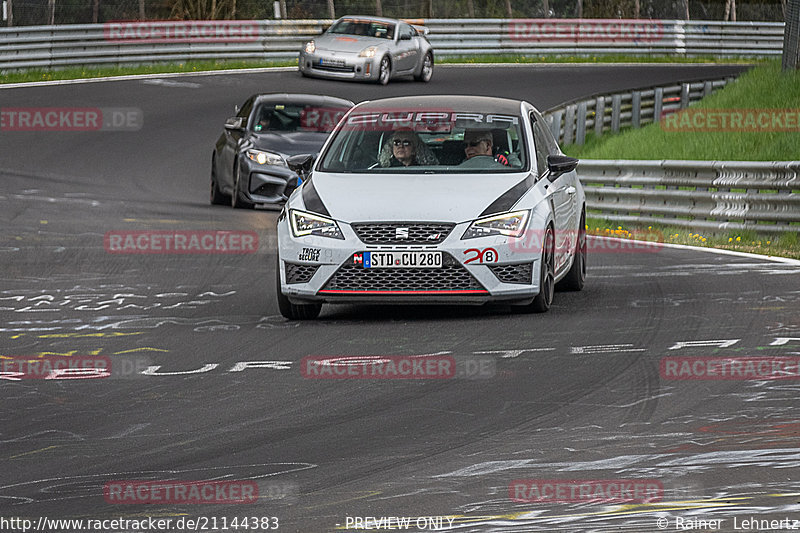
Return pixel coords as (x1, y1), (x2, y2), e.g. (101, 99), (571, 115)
(578, 159), (800, 232)
(0, 18), (787, 71)
(543, 76), (737, 146)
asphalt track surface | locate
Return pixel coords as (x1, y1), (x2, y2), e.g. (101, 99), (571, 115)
(3, 64), (800, 532)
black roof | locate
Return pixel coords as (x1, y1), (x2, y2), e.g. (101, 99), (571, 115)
(252, 93), (355, 107)
(354, 95), (529, 115)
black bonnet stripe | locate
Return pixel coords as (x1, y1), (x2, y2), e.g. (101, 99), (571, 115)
(301, 178), (330, 217)
(479, 174), (535, 217)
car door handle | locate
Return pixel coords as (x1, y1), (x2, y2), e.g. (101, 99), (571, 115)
(566, 186), (577, 195)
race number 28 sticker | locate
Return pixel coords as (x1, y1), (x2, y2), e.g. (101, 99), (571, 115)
(463, 247), (498, 264)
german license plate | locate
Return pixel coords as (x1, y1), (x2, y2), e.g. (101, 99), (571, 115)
(354, 251), (442, 268)
(319, 57), (344, 67)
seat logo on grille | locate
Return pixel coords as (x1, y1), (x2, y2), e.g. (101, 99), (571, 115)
(395, 227), (409, 240)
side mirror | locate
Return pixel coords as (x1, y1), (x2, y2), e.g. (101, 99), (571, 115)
(287, 153), (315, 174)
(224, 116), (245, 131)
(546, 154), (578, 181)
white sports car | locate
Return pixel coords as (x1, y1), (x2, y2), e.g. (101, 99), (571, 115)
(276, 95), (586, 319)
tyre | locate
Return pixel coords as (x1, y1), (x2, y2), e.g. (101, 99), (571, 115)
(556, 210), (586, 292)
(518, 225), (554, 314)
(231, 162), (254, 209)
(414, 52), (433, 82)
(210, 154), (231, 206)
(276, 258), (322, 320)
(377, 56), (391, 85)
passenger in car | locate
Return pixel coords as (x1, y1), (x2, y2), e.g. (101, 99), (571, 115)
(463, 129), (510, 166)
(378, 131), (439, 167)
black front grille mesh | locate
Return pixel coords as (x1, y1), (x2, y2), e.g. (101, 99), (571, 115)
(489, 263), (534, 284)
(323, 253), (484, 292)
(285, 262), (320, 284)
(351, 223), (455, 245)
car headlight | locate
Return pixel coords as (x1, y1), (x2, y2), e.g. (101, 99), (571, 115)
(290, 209), (344, 240)
(462, 210), (530, 240)
(304, 41), (316, 53)
(246, 149), (286, 167)
(358, 46), (378, 58)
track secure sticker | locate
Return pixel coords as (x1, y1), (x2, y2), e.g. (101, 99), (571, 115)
(298, 247), (321, 261)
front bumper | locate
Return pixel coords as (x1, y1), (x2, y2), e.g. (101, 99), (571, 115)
(298, 51), (380, 81)
(240, 158), (299, 205)
(277, 218), (544, 305)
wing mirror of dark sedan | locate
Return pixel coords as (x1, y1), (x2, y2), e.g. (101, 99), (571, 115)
(224, 116), (245, 131)
(287, 153), (315, 175)
(546, 154), (579, 181)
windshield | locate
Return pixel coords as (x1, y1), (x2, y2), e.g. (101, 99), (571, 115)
(252, 103), (348, 134)
(317, 109), (528, 173)
(328, 18), (395, 39)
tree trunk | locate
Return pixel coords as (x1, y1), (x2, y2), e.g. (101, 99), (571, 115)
(328, 0), (335, 18)
(504, 0), (512, 17)
(231, 0), (237, 19)
(466, 0), (474, 17)
(375, 0), (382, 16)
(138, 0), (144, 20)
(8, 0), (13, 26)
(92, 0), (98, 23)
(542, 0), (549, 17)
(427, 0), (433, 17)
(634, 0), (640, 18)
(575, 0), (582, 17)
(48, 0), (54, 24)
(279, 0), (286, 18)
(683, 0), (690, 20)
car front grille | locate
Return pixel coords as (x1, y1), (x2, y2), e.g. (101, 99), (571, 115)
(285, 262), (320, 284)
(321, 253), (485, 293)
(351, 223), (455, 245)
(489, 263), (534, 284)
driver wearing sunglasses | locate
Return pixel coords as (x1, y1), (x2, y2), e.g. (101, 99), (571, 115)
(463, 130), (510, 166)
(379, 130), (439, 167)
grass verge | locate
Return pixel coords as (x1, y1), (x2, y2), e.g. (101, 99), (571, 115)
(564, 60), (800, 161)
(1, 54), (759, 85)
(587, 217), (800, 260)
(0, 60), (296, 84)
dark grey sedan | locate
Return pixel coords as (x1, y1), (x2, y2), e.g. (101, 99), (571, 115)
(299, 16), (434, 85)
(211, 93), (354, 208)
